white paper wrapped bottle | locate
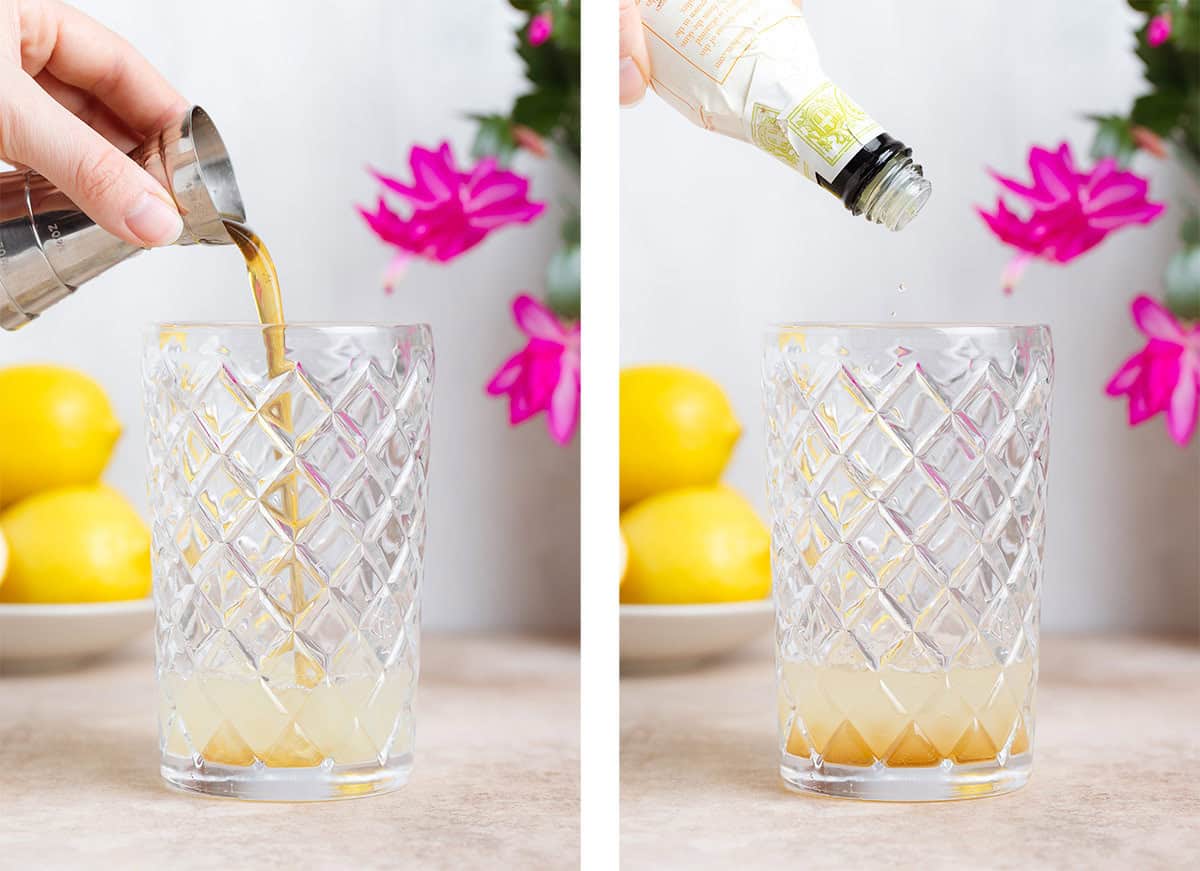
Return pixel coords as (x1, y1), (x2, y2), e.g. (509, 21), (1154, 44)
(637, 0), (932, 230)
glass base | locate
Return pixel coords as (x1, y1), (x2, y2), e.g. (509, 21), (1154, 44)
(780, 751), (1031, 802)
(160, 752), (412, 801)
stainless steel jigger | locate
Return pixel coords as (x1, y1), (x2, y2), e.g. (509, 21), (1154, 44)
(0, 105), (244, 329)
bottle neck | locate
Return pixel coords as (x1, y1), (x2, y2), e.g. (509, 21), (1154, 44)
(815, 133), (932, 231)
(853, 152), (932, 232)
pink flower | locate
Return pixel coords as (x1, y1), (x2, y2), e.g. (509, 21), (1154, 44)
(528, 12), (553, 46)
(978, 142), (1165, 291)
(1148, 12), (1172, 46)
(1106, 295), (1200, 445)
(358, 142), (546, 291)
(487, 294), (580, 444)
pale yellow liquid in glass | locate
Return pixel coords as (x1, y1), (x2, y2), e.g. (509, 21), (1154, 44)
(779, 660), (1033, 767)
(160, 670), (412, 767)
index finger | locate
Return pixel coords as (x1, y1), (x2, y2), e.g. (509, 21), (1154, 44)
(19, 0), (187, 136)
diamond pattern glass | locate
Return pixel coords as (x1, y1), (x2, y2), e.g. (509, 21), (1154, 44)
(143, 323), (433, 800)
(762, 324), (1052, 801)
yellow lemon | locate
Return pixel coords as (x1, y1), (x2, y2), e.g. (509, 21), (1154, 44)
(0, 365), (121, 507)
(619, 528), (629, 587)
(620, 485), (771, 605)
(0, 485), (151, 603)
(0, 527), (7, 590)
(620, 366), (740, 508)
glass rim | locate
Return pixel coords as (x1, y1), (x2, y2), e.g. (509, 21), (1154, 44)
(145, 321), (432, 332)
(765, 321), (1051, 334)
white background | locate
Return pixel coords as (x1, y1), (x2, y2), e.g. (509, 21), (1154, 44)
(621, 0), (1200, 633)
(0, 0), (580, 631)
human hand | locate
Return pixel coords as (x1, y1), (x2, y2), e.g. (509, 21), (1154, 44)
(618, 0), (650, 107)
(0, 0), (188, 247)
(620, 0), (804, 108)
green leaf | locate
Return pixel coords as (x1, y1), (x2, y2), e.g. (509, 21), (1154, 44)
(1165, 246), (1200, 321)
(512, 90), (564, 135)
(1177, 132), (1200, 183)
(1181, 210), (1200, 246)
(545, 242), (580, 320)
(560, 205), (580, 245)
(1121, 1), (1200, 168)
(487, 2), (580, 175)
(1130, 89), (1188, 134)
(517, 38), (575, 90)
(1168, 0), (1200, 52)
(1090, 114), (1138, 165)
(471, 115), (517, 165)
(550, 1), (581, 51)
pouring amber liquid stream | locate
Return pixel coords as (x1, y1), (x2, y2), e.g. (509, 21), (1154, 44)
(224, 221), (315, 691)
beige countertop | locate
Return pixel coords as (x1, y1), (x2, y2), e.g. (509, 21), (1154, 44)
(0, 634), (579, 869)
(621, 635), (1200, 870)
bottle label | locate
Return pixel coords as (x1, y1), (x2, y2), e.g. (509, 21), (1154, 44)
(638, 0), (883, 182)
(750, 103), (802, 170)
(639, 0), (784, 82)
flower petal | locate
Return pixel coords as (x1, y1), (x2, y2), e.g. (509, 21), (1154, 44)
(410, 143), (457, 204)
(1086, 201), (1165, 230)
(546, 364), (580, 444)
(468, 203), (546, 229)
(978, 202), (1039, 251)
(486, 351), (526, 395)
(988, 170), (1046, 205)
(1002, 253), (1034, 293)
(358, 200), (416, 249)
(1128, 389), (1157, 425)
(1131, 295), (1186, 342)
(382, 251), (412, 293)
(513, 294), (567, 341)
(1046, 225), (1107, 262)
(508, 393), (539, 425)
(1105, 353), (1144, 395)
(1084, 181), (1141, 213)
(466, 175), (527, 210)
(1029, 144), (1078, 203)
(517, 349), (563, 421)
(371, 168), (425, 205)
(1166, 362), (1199, 444)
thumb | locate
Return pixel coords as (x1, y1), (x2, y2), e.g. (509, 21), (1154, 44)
(619, 0), (650, 106)
(0, 67), (182, 248)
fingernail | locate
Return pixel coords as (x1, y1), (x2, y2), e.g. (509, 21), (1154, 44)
(619, 57), (646, 107)
(126, 191), (183, 247)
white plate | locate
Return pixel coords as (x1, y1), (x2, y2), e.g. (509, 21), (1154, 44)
(0, 599), (155, 673)
(620, 599), (773, 672)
